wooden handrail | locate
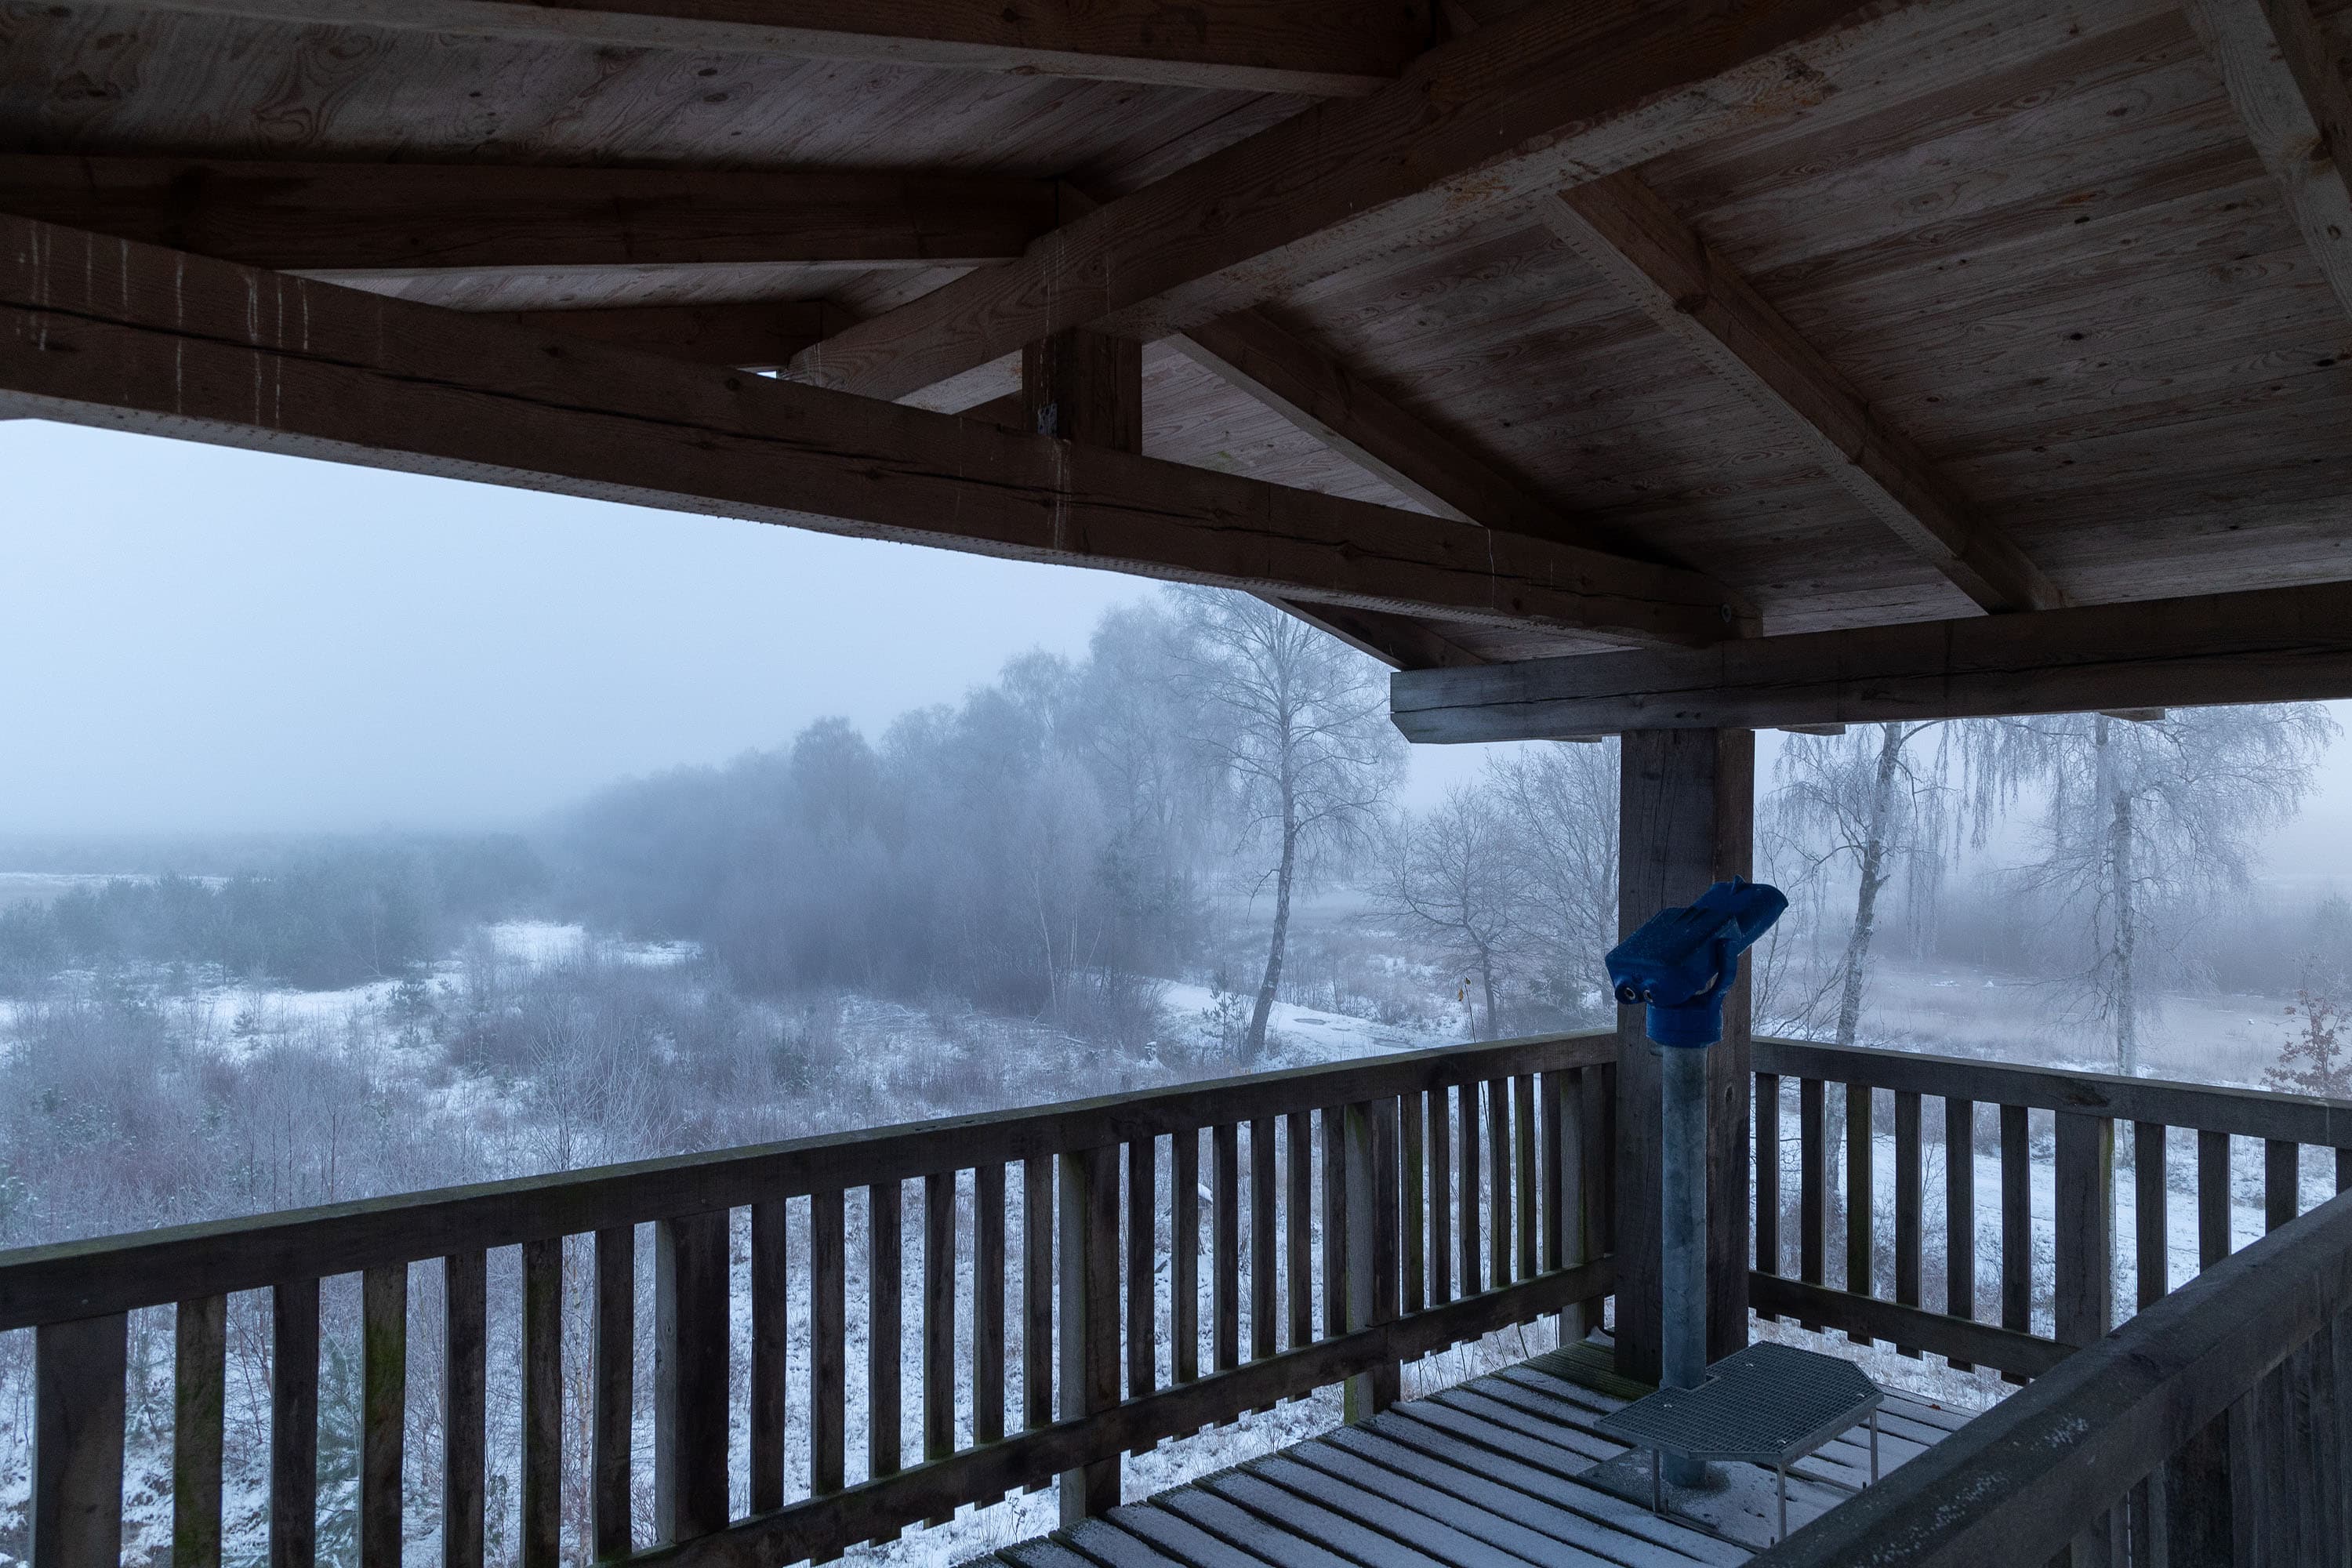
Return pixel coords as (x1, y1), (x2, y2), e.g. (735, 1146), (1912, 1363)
(1751, 1189), (2352, 1565)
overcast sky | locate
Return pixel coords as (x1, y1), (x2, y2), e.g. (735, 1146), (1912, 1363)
(2, 419), (2346, 890)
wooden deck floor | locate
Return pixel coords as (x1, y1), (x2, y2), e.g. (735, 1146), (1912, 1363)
(978, 1341), (1973, 1568)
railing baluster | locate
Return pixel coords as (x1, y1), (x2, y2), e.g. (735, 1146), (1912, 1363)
(521, 1239), (562, 1568)
(2267, 1138), (2301, 1231)
(358, 1269), (402, 1568)
(655, 1213), (728, 1542)
(1458, 1083), (1482, 1298)
(976, 1162), (1007, 1441)
(32, 1312), (127, 1568)
(1846, 1081), (1875, 1316)
(1169, 1134), (1197, 1388)
(2198, 1131), (2232, 1271)
(2054, 1112), (2114, 1350)
(1488, 1078), (1512, 1289)
(1514, 1073), (1537, 1283)
(272, 1278), (318, 1568)
(444, 1249), (487, 1568)
(1755, 1073), (1780, 1290)
(1058, 1145), (1119, 1521)
(175, 1294), (227, 1568)
(2133, 1123), (2167, 1312)
(593, 1225), (635, 1559)
(813, 1192), (849, 1523)
(1587, 1063), (1614, 1325)
(1402, 1088), (1426, 1315)
(1341, 1098), (1399, 1421)
(1286, 1111), (1312, 1349)
(752, 1198), (789, 1513)
(1125, 1138), (1156, 1411)
(1895, 1089), (1922, 1357)
(924, 1170), (957, 1493)
(1247, 1118), (1275, 1373)
(867, 1182), (903, 1492)
(1799, 1076), (1824, 1331)
(1555, 1069), (1592, 1341)
(1428, 1083), (1451, 1308)
(1945, 1098), (1976, 1372)
(1213, 1122), (1240, 1372)
(1020, 1159), (1050, 1479)
(1323, 1105), (1348, 1338)
(2000, 1104), (2031, 1383)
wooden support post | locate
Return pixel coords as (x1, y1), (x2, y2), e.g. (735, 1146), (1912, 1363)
(1341, 1099), (1402, 1421)
(1615, 728), (1753, 1381)
(175, 1294), (227, 1568)
(358, 1269), (405, 1568)
(32, 1313), (126, 1568)
(2055, 1113), (2116, 1349)
(1058, 1147), (1120, 1523)
(655, 1212), (729, 1543)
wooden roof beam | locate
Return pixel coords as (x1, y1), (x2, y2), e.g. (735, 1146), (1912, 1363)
(103, 0), (1433, 96)
(484, 302), (857, 372)
(0, 216), (1743, 645)
(0, 156), (1058, 274)
(789, 0), (1975, 404)
(2183, 0), (2352, 325)
(1388, 581), (2352, 741)
(1538, 172), (2063, 615)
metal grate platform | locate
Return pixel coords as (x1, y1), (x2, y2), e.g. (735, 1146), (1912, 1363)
(1595, 1341), (1884, 1540)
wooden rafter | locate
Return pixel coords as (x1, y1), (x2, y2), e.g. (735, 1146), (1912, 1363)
(2183, 0), (2352, 325)
(102, 0), (1433, 96)
(789, 0), (1945, 404)
(483, 302), (856, 371)
(1388, 580), (2352, 741)
(1539, 172), (2063, 615)
(0, 157), (1058, 274)
(0, 216), (1740, 644)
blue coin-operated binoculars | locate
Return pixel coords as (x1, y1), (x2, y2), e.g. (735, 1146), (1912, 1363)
(1607, 877), (1788, 1048)
(1605, 877), (1786, 1483)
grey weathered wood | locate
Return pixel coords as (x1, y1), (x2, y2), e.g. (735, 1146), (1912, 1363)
(1512, 1074), (1537, 1283)
(443, 1250), (486, 1568)
(1428, 1083), (1452, 1309)
(977, 1162), (1008, 1441)
(751, 1199), (789, 1512)
(2132, 1123), (2167, 1313)
(271, 1278), (318, 1568)
(811, 1190), (848, 1500)
(1486, 1080), (1512, 1290)
(1394, 583), (2352, 742)
(1288, 1112), (1313, 1351)
(0, 1029), (1612, 1330)
(592, 1225), (634, 1559)
(1800, 1076), (1826, 1330)
(1059, 1146), (1120, 1523)
(1944, 1098), (1976, 1372)
(1341, 1099), (1402, 1422)
(1554, 1071), (1593, 1341)
(2001, 1105), (2032, 1377)
(1023, 1159), (1052, 1452)
(866, 1183), (903, 1493)
(1756, 1073), (1781, 1282)
(522, 1239), (562, 1568)
(2054, 1113), (2115, 1350)
(2267, 1138), (2302, 1231)
(1895, 1090), (1922, 1357)
(925, 1171), (958, 1487)
(1457, 1084), (1482, 1300)
(174, 1294), (227, 1568)
(2199, 1131), (2234, 1272)
(1748, 1277), (2071, 1381)
(32, 1312), (126, 1568)
(1247, 1119), (1276, 1366)
(1402, 1091), (1427, 1315)
(2161, 1412), (2235, 1566)
(1324, 1107), (1350, 1340)
(1125, 1138), (1156, 1409)
(1847, 1085), (1875, 1311)
(657, 1211), (730, 1542)
(1214, 1123), (1241, 1372)
(1169, 1135), (1198, 1388)
(358, 1269), (403, 1568)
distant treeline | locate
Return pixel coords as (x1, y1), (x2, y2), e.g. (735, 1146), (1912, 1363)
(0, 837), (545, 993)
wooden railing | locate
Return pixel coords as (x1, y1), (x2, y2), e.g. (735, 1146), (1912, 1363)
(1751, 1037), (2352, 1382)
(8, 1030), (1615, 1568)
(1753, 1183), (2352, 1566)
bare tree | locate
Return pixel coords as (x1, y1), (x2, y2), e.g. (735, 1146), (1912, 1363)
(1486, 741), (1619, 1018)
(1172, 590), (1403, 1061)
(1373, 784), (1525, 1038)
(1767, 723), (1966, 1047)
(1991, 706), (2336, 1075)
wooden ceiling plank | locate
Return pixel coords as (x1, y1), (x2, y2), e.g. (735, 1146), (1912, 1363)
(1274, 603), (1491, 670)
(789, 0), (1973, 404)
(96, 0), (1429, 96)
(2182, 0), (2352, 326)
(0, 215), (1741, 645)
(1389, 580), (2352, 741)
(1538, 172), (2063, 615)
(0, 156), (1058, 273)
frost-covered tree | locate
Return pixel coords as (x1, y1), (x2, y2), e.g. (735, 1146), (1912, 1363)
(1486, 741), (1619, 1018)
(1172, 589), (1403, 1062)
(1373, 785), (1526, 1038)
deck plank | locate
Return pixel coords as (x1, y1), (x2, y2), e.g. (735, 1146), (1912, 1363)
(1006, 1540), (1119, 1568)
(1205, 1471), (1497, 1568)
(1241, 1456), (1549, 1568)
(1279, 1440), (1621, 1568)
(1058, 1517), (1199, 1568)
(1157, 1490), (1369, 1568)
(1102, 1502), (1285, 1568)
